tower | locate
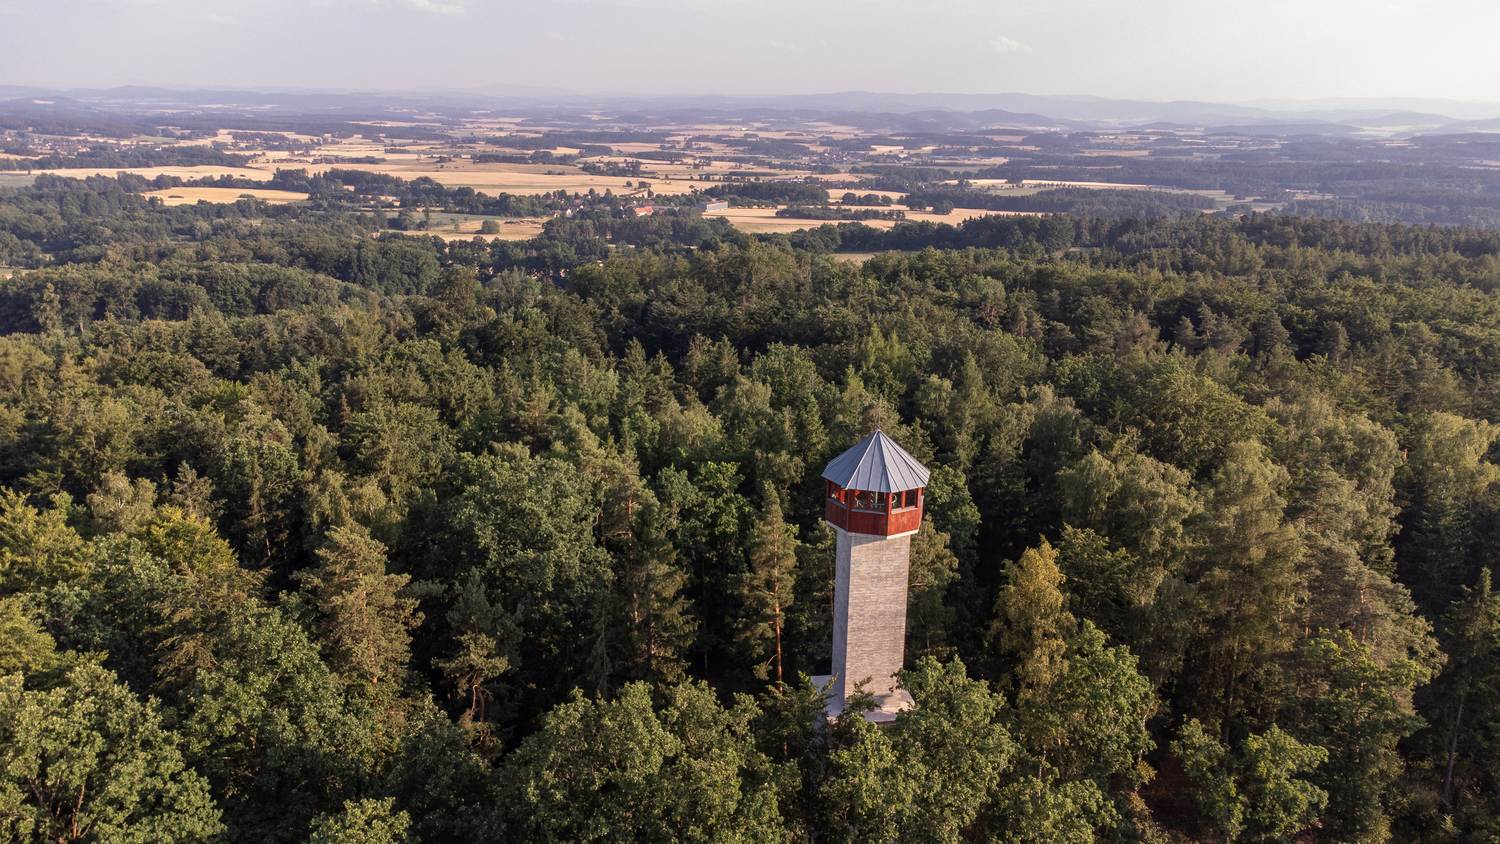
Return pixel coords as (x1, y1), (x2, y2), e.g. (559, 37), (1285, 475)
(812, 429), (930, 722)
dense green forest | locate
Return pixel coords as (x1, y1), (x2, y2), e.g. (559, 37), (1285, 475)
(902, 187), (1217, 218)
(969, 138), (1500, 229)
(3, 173), (1500, 842)
(0, 144), (249, 172)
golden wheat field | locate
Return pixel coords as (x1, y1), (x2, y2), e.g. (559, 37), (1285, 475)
(702, 205), (1029, 234)
(264, 159), (707, 197)
(142, 187), (310, 206)
(428, 219), (549, 242)
(425, 216), (550, 241)
(40, 158), (707, 199)
(907, 207), (1030, 224)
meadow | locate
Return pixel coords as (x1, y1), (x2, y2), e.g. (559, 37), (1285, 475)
(142, 187), (310, 206)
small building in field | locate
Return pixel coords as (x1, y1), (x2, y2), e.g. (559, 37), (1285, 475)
(698, 200), (730, 212)
(631, 205), (657, 217)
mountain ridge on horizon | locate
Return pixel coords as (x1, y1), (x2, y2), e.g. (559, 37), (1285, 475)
(4, 84), (1500, 134)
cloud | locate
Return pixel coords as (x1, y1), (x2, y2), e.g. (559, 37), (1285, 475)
(989, 34), (1033, 54)
(548, 0), (751, 5)
(302, 0), (468, 14)
(398, 0), (467, 14)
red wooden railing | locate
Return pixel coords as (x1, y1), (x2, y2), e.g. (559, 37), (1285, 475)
(825, 483), (923, 536)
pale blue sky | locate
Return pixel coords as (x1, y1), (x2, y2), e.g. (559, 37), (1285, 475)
(1, 0), (1497, 104)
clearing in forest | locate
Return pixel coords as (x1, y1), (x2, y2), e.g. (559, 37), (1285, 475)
(141, 187), (310, 205)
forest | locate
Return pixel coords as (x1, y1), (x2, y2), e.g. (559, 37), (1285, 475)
(1, 172), (1500, 843)
(901, 188), (1217, 218)
(971, 141), (1500, 228)
(0, 144), (249, 172)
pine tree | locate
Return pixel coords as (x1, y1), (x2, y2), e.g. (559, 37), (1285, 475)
(1173, 314), (1203, 354)
(1016, 621), (1156, 788)
(297, 524), (421, 703)
(127, 506), (265, 692)
(434, 571), (519, 749)
(1400, 413), (1500, 612)
(1174, 719), (1245, 842)
(621, 501), (696, 683)
(906, 517), (959, 661)
(992, 538), (1075, 697)
(739, 486), (798, 684)
(1187, 440), (1306, 722)
(0, 595), (64, 680)
(1289, 631), (1433, 841)
(1430, 569), (1500, 816)
(1174, 718), (1328, 843)
(31, 281), (61, 334)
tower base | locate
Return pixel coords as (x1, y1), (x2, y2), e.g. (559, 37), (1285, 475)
(811, 675), (914, 724)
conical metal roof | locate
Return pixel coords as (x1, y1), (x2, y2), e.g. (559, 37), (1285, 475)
(821, 430), (931, 493)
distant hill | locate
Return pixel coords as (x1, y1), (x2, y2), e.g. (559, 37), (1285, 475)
(3, 86), (1499, 135)
(1205, 122), (1365, 137)
(1429, 117), (1500, 133)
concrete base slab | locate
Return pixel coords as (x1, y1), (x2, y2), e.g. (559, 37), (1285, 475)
(811, 675), (914, 724)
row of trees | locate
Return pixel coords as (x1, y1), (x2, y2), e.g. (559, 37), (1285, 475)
(902, 187), (1217, 218)
(0, 142), (249, 172)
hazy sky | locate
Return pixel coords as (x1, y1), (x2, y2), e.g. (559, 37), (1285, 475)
(2, 0), (1498, 104)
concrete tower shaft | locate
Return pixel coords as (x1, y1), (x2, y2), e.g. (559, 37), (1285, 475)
(831, 529), (913, 703)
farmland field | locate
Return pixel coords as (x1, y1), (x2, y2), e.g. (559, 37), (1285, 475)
(35, 165), (275, 182)
(142, 187), (310, 205)
(429, 219), (547, 241)
(703, 204), (1031, 234)
(424, 212), (550, 241)
(311, 164), (705, 197)
(36, 157), (707, 199)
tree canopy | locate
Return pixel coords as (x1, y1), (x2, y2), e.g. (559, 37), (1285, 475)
(0, 171), (1496, 840)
